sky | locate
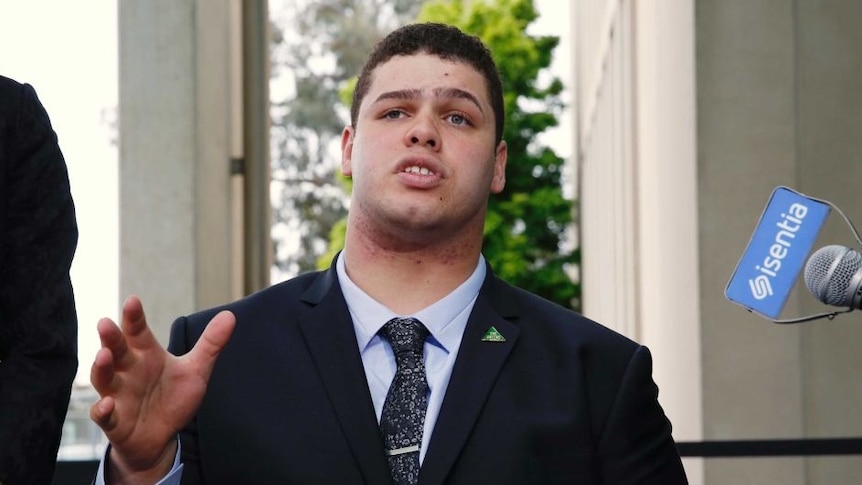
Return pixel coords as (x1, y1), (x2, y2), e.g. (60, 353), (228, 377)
(0, 0), (571, 384)
(1, 1), (119, 384)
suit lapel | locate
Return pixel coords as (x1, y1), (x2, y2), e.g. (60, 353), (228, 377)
(297, 268), (392, 485)
(420, 275), (521, 485)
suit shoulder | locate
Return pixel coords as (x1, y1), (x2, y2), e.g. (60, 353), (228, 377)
(188, 270), (322, 322)
(0, 76), (52, 132)
(490, 276), (640, 355)
(168, 270), (326, 350)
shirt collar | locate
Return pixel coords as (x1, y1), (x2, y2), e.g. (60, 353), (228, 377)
(336, 252), (485, 354)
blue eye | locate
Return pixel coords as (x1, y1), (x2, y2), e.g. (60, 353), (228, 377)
(448, 113), (469, 126)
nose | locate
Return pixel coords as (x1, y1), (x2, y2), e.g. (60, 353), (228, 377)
(405, 114), (439, 149)
(410, 135), (436, 148)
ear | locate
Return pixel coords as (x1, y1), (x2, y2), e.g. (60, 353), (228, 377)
(490, 140), (507, 193)
(341, 126), (355, 176)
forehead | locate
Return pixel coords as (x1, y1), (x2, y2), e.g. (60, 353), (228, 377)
(366, 53), (491, 107)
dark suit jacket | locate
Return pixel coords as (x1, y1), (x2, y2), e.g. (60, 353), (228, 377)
(169, 263), (687, 484)
(0, 76), (78, 485)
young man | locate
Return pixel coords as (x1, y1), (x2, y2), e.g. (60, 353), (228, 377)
(91, 23), (687, 484)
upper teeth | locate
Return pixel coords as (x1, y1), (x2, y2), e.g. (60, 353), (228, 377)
(405, 166), (432, 175)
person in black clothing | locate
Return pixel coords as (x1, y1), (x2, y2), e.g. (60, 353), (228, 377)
(0, 75), (79, 485)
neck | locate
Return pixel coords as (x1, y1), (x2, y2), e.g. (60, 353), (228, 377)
(342, 218), (483, 315)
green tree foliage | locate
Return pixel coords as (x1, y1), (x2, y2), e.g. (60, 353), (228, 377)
(320, 0), (580, 309)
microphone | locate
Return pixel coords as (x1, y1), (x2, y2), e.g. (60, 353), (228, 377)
(804, 245), (862, 310)
(726, 186), (862, 323)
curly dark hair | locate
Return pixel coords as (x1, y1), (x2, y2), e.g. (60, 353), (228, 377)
(350, 22), (505, 144)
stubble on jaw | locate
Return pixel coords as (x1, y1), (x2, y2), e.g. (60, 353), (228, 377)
(346, 202), (485, 266)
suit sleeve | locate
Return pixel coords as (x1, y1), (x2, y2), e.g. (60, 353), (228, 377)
(0, 81), (79, 485)
(596, 346), (688, 484)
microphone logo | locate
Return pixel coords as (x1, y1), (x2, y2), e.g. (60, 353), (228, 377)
(726, 187), (830, 319)
(749, 275), (774, 300)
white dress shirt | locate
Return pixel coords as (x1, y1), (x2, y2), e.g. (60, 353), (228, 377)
(337, 253), (484, 464)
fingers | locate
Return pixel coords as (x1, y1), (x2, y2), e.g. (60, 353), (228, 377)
(90, 395), (117, 432)
(89, 300), (235, 442)
(96, 317), (127, 357)
(186, 310), (236, 380)
(120, 295), (158, 345)
(98, 296), (163, 369)
(90, 346), (117, 392)
(90, 319), (123, 435)
(90, 296), (165, 416)
(200, 311), (236, 356)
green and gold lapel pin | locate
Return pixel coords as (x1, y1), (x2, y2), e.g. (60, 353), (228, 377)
(481, 326), (506, 342)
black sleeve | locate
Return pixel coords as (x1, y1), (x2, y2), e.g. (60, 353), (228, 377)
(0, 77), (79, 485)
(597, 346), (689, 484)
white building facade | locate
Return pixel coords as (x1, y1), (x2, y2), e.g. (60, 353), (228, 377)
(574, 1), (862, 484)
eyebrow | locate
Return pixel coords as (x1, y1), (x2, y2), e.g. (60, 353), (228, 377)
(373, 87), (485, 114)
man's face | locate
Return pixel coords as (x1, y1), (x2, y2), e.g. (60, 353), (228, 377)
(342, 53), (507, 243)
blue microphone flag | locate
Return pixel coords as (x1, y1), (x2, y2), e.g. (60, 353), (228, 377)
(726, 186), (831, 319)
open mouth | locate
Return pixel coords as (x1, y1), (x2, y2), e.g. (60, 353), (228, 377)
(403, 166), (435, 175)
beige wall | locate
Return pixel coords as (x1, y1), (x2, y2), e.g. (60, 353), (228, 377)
(699, 1), (862, 483)
(576, 0), (862, 483)
(697, 1), (806, 483)
(576, 0), (704, 481)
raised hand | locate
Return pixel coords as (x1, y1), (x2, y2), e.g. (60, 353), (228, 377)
(90, 296), (235, 483)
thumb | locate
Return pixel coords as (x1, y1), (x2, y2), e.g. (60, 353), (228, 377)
(187, 310), (236, 380)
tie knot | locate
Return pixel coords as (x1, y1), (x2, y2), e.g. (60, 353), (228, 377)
(381, 317), (429, 355)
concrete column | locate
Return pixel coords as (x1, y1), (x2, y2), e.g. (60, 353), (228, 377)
(119, 0), (243, 342)
(794, 2), (862, 482)
(576, 1), (704, 479)
(696, 1), (805, 483)
(241, 0), (272, 294)
(631, 1), (704, 482)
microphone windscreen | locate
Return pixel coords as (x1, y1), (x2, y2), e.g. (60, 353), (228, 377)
(803, 245), (862, 306)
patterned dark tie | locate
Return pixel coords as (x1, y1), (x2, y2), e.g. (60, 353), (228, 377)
(379, 317), (431, 485)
